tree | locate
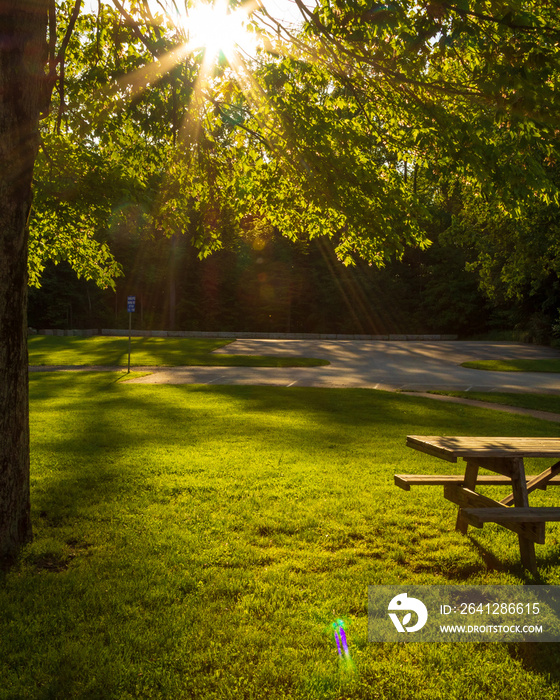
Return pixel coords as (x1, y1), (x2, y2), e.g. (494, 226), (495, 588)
(0, 0), (114, 560)
(280, 1), (560, 264)
(0, 0), (50, 560)
(440, 159), (560, 341)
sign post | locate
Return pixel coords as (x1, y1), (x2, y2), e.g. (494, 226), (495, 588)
(127, 296), (135, 373)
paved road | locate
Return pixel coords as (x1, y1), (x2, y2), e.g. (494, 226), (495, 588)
(125, 340), (560, 393)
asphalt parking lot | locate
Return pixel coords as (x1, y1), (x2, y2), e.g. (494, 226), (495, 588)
(126, 339), (560, 393)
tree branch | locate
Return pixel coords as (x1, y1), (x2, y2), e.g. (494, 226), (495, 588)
(112, 0), (159, 56)
(56, 0), (83, 65)
(47, 0), (56, 80)
(55, 0), (83, 133)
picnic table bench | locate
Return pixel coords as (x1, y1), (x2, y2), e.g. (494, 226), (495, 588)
(395, 436), (560, 573)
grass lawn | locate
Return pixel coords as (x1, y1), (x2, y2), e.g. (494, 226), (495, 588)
(461, 359), (560, 373)
(2, 374), (560, 699)
(28, 335), (329, 368)
(429, 391), (560, 415)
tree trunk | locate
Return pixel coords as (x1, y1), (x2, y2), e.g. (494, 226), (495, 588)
(0, 1), (49, 561)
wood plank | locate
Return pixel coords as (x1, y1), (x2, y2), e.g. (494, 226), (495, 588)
(461, 457), (518, 478)
(455, 462), (478, 535)
(394, 475), (412, 491)
(406, 436), (457, 462)
(459, 509), (546, 545)
(509, 457), (537, 573)
(445, 484), (505, 510)
(394, 474), (560, 490)
(446, 485), (545, 544)
(501, 459), (560, 507)
(462, 507), (560, 524)
(407, 435), (560, 459)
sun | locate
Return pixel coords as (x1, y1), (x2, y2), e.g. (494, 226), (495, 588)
(178, 1), (257, 61)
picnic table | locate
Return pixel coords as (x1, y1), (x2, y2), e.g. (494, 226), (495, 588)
(395, 436), (560, 573)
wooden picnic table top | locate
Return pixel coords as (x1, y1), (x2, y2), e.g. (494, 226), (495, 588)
(407, 436), (560, 463)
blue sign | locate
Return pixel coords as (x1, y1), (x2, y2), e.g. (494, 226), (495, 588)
(127, 296), (136, 313)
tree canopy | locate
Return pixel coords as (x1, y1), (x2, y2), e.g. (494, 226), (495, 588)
(32, 0), (560, 292)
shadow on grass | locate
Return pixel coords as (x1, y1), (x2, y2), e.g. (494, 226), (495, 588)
(466, 535), (506, 573)
(28, 336), (328, 367)
(460, 534), (557, 581)
(28, 335), (233, 366)
(197, 383), (560, 438)
(30, 374), (196, 525)
(511, 643), (560, 685)
(30, 374), (560, 542)
(31, 373), (559, 516)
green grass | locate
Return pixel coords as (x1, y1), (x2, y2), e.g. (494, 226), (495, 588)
(461, 359), (560, 373)
(2, 374), (560, 698)
(28, 335), (329, 368)
(429, 391), (560, 414)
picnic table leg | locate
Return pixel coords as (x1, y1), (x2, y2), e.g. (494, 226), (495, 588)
(508, 457), (537, 574)
(456, 460), (479, 534)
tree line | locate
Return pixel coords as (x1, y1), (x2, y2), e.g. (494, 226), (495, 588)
(30, 227), (547, 341)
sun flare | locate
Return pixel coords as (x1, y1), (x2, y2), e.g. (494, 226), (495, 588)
(178, 1), (257, 60)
